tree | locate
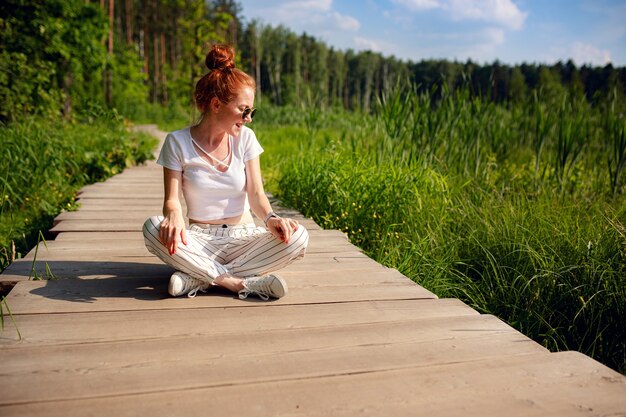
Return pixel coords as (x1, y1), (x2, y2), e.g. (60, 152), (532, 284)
(241, 19), (264, 102)
(260, 25), (289, 105)
(538, 65), (565, 99)
(0, 0), (108, 121)
(508, 66), (528, 102)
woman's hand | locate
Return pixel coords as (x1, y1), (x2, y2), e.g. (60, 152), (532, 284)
(266, 216), (299, 244)
(159, 213), (188, 255)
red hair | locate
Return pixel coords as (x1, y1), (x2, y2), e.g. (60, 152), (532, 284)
(194, 44), (255, 113)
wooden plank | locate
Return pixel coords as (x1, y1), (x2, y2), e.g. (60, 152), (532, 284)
(50, 218), (323, 233)
(1, 352), (624, 416)
(66, 201), (319, 226)
(70, 203), (163, 211)
(78, 182), (161, 189)
(6, 250), (381, 280)
(56, 212), (327, 227)
(0, 315), (547, 405)
(0, 268), (413, 289)
(5, 257), (411, 285)
(80, 182), (162, 189)
(21, 239), (361, 258)
(22, 247), (154, 260)
(281, 256), (385, 272)
(101, 163), (161, 172)
(54, 210), (159, 221)
(3, 259), (177, 279)
(21, 247), (367, 261)
(0, 256), (385, 283)
(82, 177), (160, 183)
(52, 231), (145, 240)
(51, 228), (342, 241)
(46, 219), (168, 232)
(77, 190), (165, 198)
(23, 239), (357, 257)
(0, 298), (477, 346)
(50, 218), (321, 232)
(26, 237), (355, 253)
(76, 193), (163, 201)
(27, 235), (359, 252)
(75, 196), (161, 202)
(3, 276), (436, 314)
(87, 165), (161, 174)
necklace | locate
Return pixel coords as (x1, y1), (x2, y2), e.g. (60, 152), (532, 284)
(192, 136), (231, 169)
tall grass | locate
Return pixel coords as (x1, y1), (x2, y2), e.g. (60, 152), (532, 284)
(606, 89), (626, 197)
(0, 113), (157, 271)
(256, 87), (626, 374)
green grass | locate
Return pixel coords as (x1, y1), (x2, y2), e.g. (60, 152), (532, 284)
(253, 89), (626, 374)
(0, 114), (157, 271)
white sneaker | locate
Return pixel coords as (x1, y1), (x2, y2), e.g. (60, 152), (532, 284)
(168, 271), (211, 298)
(239, 274), (288, 300)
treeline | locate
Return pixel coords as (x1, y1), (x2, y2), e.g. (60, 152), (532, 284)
(2, 0), (625, 122)
(0, 0), (239, 122)
(239, 27), (626, 110)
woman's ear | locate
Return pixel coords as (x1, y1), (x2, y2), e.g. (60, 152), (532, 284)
(210, 97), (221, 113)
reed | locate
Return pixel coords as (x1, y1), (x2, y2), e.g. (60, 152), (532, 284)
(0, 115), (157, 271)
(257, 86), (626, 374)
(605, 89), (626, 197)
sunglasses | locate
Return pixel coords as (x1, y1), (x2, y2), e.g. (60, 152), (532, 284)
(242, 107), (257, 120)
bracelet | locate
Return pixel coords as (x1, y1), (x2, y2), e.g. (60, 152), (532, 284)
(263, 211), (279, 225)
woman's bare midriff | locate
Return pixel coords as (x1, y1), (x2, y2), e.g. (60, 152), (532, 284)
(189, 210), (255, 225)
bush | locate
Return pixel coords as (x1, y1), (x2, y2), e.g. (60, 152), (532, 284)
(0, 115), (157, 270)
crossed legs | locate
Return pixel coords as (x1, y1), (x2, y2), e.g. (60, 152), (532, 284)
(142, 216), (308, 297)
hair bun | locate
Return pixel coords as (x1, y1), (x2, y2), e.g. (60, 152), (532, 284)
(206, 44), (235, 71)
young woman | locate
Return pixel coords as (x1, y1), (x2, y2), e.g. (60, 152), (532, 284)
(143, 44), (308, 300)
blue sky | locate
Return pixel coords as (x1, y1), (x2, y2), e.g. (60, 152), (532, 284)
(236, 0), (626, 66)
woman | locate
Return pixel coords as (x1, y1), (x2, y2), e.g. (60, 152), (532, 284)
(143, 44), (308, 300)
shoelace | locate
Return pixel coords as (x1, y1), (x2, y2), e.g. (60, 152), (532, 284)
(187, 287), (208, 298)
(238, 281), (270, 301)
(181, 277), (209, 298)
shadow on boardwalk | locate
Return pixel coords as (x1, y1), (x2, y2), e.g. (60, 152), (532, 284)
(26, 275), (243, 303)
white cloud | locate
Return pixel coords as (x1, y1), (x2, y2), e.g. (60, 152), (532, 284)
(253, 0), (360, 34)
(483, 27), (505, 46)
(571, 42), (612, 66)
(312, 11), (360, 31)
(333, 12), (360, 31)
(354, 36), (385, 52)
(392, 0), (440, 10)
(460, 27), (506, 62)
(392, 0), (527, 30)
(449, 0), (526, 30)
(280, 0), (332, 13)
(352, 36), (404, 57)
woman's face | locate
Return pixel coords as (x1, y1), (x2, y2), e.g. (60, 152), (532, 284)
(219, 86), (255, 137)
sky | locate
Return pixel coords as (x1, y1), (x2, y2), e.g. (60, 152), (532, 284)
(236, 0), (626, 67)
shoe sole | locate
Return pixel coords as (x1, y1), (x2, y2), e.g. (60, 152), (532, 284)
(168, 272), (184, 297)
(268, 274), (288, 298)
(169, 271), (203, 297)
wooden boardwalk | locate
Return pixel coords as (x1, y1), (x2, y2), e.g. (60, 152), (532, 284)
(1, 125), (624, 416)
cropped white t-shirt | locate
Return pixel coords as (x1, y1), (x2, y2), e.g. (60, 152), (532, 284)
(157, 126), (264, 221)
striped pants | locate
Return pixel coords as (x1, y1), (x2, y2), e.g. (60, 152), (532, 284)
(143, 216), (308, 284)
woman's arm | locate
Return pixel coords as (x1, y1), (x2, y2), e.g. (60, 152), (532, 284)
(160, 167), (187, 254)
(245, 157), (299, 243)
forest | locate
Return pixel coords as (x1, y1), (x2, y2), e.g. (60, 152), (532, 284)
(1, 0), (625, 374)
(1, 0), (625, 123)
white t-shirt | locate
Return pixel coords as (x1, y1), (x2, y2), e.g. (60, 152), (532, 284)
(157, 126), (264, 221)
